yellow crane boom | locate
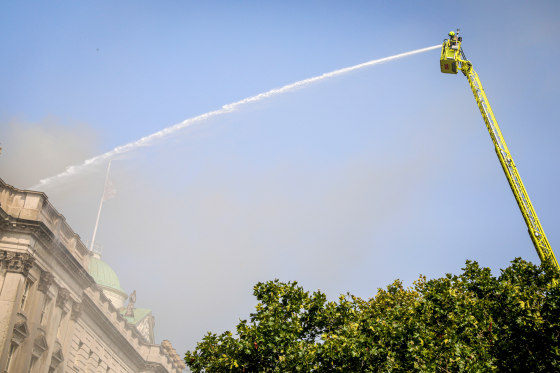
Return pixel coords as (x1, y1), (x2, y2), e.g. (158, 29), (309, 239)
(440, 31), (559, 270)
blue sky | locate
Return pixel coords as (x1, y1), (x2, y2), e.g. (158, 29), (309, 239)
(2, 0), (560, 357)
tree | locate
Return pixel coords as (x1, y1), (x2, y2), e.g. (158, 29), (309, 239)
(185, 259), (560, 372)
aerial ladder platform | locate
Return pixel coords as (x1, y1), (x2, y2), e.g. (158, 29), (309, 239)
(440, 30), (559, 270)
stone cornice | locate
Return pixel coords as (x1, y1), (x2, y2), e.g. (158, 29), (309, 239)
(0, 250), (34, 276)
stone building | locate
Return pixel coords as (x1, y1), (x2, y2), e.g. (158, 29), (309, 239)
(0, 178), (185, 372)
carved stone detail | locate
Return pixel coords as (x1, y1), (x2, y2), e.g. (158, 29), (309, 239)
(38, 270), (54, 293)
(71, 302), (82, 321)
(1, 250), (34, 276)
(56, 288), (70, 308)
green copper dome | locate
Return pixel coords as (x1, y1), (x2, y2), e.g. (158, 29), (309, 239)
(88, 256), (126, 294)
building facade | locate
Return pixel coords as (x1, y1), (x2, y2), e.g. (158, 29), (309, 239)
(0, 179), (185, 373)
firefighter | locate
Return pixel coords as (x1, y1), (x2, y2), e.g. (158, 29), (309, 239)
(448, 31), (458, 48)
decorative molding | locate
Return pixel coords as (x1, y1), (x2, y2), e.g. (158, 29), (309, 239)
(71, 301), (82, 320)
(38, 270), (54, 293)
(56, 288), (70, 308)
(1, 250), (34, 276)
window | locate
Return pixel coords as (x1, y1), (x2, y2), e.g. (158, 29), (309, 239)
(5, 343), (17, 372)
(74, 341), (83, 366)
(56, 311), (67, 340)
(20, 280), (32, 310)
(28, 356), (37, 373)
(40, 297), (51, 325)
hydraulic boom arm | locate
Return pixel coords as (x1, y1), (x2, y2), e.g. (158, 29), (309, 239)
(440, 31), (559, 270)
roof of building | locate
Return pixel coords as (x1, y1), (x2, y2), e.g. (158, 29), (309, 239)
(88, 255), (126, 294)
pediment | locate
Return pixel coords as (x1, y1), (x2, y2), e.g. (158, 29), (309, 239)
(32, 329), (48, 357)
(12, 313), (29, 345)
(135, 313), (155, 344)
(50, 343), (64, 368)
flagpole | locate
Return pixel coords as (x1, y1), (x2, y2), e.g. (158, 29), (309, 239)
(90, 160), (112, 252)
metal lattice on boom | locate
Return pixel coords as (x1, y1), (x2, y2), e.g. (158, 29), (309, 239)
(440, 30), (559, 270)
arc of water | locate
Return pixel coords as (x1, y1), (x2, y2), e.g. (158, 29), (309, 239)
(30, 44), (440, 190)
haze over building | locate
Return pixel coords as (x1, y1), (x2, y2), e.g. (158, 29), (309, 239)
(0, 178), (185, 372)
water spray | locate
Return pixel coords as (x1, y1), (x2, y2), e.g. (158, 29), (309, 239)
(30, 45), (440, 190)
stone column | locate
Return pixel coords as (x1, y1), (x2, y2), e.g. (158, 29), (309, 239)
(0, 251), (34, 370)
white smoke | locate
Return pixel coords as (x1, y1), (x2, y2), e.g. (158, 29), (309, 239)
(30, 45), (441, 190)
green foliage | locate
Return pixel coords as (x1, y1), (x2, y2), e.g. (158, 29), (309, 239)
(185, 259), (560, 372)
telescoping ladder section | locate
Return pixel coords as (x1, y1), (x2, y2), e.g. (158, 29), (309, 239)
(465, 67), (558, 267)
